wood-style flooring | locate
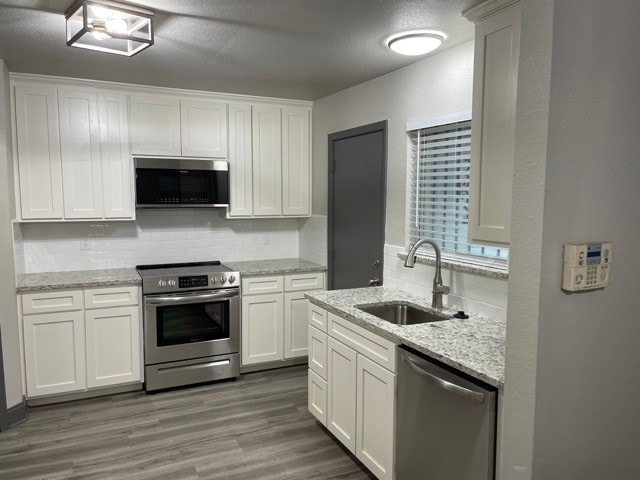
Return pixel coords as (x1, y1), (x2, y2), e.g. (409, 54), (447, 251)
(0, 366), (375, 479)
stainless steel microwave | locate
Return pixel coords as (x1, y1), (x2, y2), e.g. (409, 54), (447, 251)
(135, 157), (229, 208)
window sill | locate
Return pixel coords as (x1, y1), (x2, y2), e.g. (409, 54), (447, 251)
(397, 253), (509, 280)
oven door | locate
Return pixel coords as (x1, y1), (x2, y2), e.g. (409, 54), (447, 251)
(144, 288), (239, 365)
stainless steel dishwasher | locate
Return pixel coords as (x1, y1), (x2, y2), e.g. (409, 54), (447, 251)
(396, 346), (497, 480)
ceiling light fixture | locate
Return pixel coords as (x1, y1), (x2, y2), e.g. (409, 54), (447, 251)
(387, 31), (445, 56)
(65, 0), (154, 57)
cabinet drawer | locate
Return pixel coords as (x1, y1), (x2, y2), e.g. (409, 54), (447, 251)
(241, 275), (284, 295)
(328, 313), (397, 373)
(308, 369), (327, 426)
(84, 286), (139, 309)
(284, 272), (324, 292)
(309, 303), (328, 332)
(22, 290), (83, 315)
(308, 325), (327, 379)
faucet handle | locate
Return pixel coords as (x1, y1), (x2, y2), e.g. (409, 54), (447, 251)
(434, 285), (450, 295)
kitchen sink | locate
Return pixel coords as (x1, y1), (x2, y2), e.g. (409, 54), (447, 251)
(356, 302), (450, 326)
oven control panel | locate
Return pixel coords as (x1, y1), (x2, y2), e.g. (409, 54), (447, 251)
(179, 275), (209, 289)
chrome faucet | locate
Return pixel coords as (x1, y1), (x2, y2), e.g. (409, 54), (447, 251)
(404, 239), (450, 309)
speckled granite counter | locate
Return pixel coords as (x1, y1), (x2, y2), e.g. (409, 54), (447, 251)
(306, 287), (505, 389)
(225, 258), (326, 276)
(16, 268), (141, 293)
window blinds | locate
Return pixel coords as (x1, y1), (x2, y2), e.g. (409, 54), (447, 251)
(408, 120), (508, 264)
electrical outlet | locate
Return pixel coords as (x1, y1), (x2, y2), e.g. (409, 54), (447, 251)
(264, 234), (271, 245)
(80, 237), (91, 250)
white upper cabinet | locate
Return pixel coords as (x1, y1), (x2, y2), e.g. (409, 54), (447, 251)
(14, 83), (64, 219)
(58, 88), (104, 219)
(252, 105), (282, 216)
(98, 92), (134, 219)
(228, 103), (253, 216)
(181, 99), (228, 158)
(282, 106), (311, 216)
(130, 94), (228, 158)
(465, 0), (521, 246)
(130, 94), (181, 156)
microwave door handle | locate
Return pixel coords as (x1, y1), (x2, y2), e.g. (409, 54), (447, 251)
(146, 291), (237, 305)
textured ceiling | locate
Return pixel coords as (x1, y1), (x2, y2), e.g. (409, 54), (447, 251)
(0, 0), (476, 100)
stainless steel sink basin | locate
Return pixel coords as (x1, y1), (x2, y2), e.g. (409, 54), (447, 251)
(356, 302), (450, 326)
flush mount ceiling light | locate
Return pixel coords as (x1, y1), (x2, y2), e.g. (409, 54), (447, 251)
(387, 31), (445, 56)
(65, 0), (154, 57)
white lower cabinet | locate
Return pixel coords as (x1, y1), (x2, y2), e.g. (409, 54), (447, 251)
(85, 306), (141, 388)
(327, 336), (358, 453)
(23, 311), (86, 397)
(284, 291), (311, 359)
(308, 369), (328, 425)
(309, 304), (396, 480)
(356, 354), (396, 480)
(241, 272), (324, 367)
(20, 286), (142, 400)
(241, 293), (284, 365)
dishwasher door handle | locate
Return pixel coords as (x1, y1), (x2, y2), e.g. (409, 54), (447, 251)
(403, 355), (486, 404)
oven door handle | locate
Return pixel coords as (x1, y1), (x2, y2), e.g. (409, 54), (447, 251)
(145, 290), (238, 305)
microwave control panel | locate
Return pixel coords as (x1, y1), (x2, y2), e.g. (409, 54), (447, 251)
(562, 242), (612, 292)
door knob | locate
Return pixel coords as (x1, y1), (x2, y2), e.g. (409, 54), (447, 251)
(369, 278), (380, 286)
(372, 259), (380, 268)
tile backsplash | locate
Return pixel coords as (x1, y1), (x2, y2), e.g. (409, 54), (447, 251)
(384, 244), (508, 321)
(298, 215), (328, 267)
(14, 209), (300, 274)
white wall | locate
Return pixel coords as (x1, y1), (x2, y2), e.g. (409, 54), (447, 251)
(0, 59), (23, 409)
(532, 0), (640, 477)
(15, 210), (300, 274)
(312, 41), (475, 247)
(307, 40), (509, 313)
(503, 0), (640, 478)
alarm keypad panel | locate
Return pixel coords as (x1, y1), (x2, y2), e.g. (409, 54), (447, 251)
(562, 242), (612, 292)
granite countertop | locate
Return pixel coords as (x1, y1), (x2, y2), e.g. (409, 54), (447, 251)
(306, 287), (505, 389)
(225, 258), (327, 276)
(16, 268), (141, 293)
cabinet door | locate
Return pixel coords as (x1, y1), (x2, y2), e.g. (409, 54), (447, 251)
(58, 88), (104, 219)
(282, 106), (310, 216)
(308, 325), (327, 379)
(14, 82), (64, 219)
(327, 336), (357, 453)
(99, 92), (134, 219)
(467, 3), (521, 246)
(180, 99), (228, 158)
(228, 102), (253, 216)
(356, 354), (396, 480)
(252, 105), (282, 216)
(241, 293), (284, 365)
(23, 311), (86, 397)
(130, 94), (181, 156)
(85, 306), (141, 388)
(308, 369), (327, 425)
(284, 291), (313, 359)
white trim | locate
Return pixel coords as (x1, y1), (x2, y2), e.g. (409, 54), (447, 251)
(463, 0), (520, 23)
(9, 73), (314, 108)
(406, 109), (471, 132)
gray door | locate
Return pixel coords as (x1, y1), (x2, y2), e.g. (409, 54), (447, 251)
(328, 121), (387, 290)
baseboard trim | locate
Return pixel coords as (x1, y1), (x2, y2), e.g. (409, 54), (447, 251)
(2, 397), (29, 429)
(240, 357), (307, 374)
(27, 383), (143, 406)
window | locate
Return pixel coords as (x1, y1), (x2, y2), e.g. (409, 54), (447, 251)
(408, 116), (508, 266)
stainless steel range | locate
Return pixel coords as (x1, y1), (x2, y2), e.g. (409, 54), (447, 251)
(137, 261), (240, 392)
